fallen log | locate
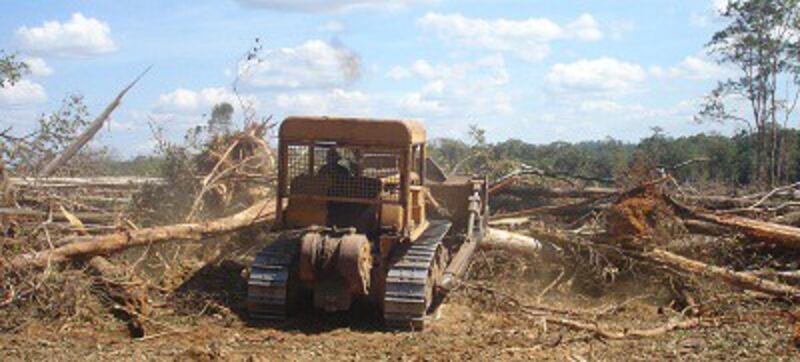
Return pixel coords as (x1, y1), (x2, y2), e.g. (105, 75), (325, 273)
(668, 195), (800, 246)
(482, 228), (543, 256)
(88, 256), (149, 338)
(747, 269), (800, 283)
(0, 207), (115, 224)
(643, 248), (800, 300)
(672, 198), (800, 249)
(683, 219), (731, 237)
(10, 177), (164, 189)
(488, 217), (531, 228)
(491, 198), (608, 219)
(517, 221), (800, 300)
(6, 199), (276, 270)
(497, 185), (619, 199)
(679, 195), (755, 210)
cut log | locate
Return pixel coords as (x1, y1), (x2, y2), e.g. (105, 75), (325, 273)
(643, 248), (800, 300)
(679, 195), (755, 210)
(0, 207), (114, 224)
(496, 184), (619, 199)
(669, 196), (800, 248)
(747, 269), (800, 283)
(488, 217), (531, 228)
(511, 221), (800, 300)
(491, 198), (608, 219)
(673, 200), (800, 249)
(6, 199), (275, 270)
(11, 177), (164, 189)
(683, 219), (731, 236)
(482, 228), (542, 256)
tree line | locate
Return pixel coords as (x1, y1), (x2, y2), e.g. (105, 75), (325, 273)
(428, 127), (800, 189)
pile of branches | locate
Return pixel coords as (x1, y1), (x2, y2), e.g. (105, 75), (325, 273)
(0, 72), (277, 338)
(482, 164), (800, 344)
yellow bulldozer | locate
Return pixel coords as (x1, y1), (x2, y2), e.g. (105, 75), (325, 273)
(247, 116), (488, 329)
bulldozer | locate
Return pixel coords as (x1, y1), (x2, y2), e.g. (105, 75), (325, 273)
(247, 116), (488, 329)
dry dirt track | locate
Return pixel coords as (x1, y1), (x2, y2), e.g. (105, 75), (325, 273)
(1, 251), (797, 361)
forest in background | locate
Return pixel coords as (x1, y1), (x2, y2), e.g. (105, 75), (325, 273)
(92, 124), (800, 191)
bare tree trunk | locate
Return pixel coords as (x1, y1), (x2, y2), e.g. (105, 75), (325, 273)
(643, 248), (800, 300)
(671, 197), (800, 248)
(482, 228), (542, 256)
(38, 67), (150, 177)
(6, 199), (275, 270)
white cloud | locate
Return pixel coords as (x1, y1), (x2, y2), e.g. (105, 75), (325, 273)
(0, 80), (47, 106)
(566, 14), (604, 41)
(238, 40), (360, 89)
(418, 13), (603, 62)
(545, 57), (647, 96)
(399, 92), (445, 115)
(386, 66), (412, 80)
(387, 59), (453, 80)
(389, 54), (514, 119)
(319, 20), (345, 32)
(650, 56), (726, 80)
(21, 57), (53, 77)
(691, 0), (730, 28)
(578, 100), (628, 113)
(15, 13), (117, 57)
(274, 88), (371, 116)
(236, 0), (434, 13)
(155, 87), (257, 116)
(713, 0), (730, 13)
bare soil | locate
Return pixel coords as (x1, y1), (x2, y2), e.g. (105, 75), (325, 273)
(1, 242), (798, 361)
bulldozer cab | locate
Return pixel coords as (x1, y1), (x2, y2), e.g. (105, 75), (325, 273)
(275, 116), (429, 239)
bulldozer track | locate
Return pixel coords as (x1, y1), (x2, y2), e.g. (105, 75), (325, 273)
(383, 220), (452, 329)
(246, 236), (300, 320)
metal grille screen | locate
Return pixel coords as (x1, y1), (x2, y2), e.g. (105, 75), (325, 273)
(286, 143), (402, 203)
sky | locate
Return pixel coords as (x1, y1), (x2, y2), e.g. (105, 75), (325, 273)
(0, 0), (737, 157)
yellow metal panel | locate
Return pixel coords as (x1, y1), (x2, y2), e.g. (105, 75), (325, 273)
(280, 116), (426, 146)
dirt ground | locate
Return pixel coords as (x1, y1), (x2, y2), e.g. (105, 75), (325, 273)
(1, 243), (798, 362)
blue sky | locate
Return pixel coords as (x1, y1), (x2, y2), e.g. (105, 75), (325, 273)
(0, 0), (736, 156)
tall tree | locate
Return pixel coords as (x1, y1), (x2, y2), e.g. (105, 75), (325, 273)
(697, 0), (800, 186)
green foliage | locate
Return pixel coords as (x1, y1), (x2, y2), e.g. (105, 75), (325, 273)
(698, 0), (800, 185)
(0, 51), (28, 87)
(428, 128), (800, 188)
(0, 95), (91, 174)
(207, 102), (235, 137)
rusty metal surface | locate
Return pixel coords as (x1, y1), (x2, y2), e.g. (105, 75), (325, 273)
(252, 116), (490, 328)
(280, 116), (426, 146)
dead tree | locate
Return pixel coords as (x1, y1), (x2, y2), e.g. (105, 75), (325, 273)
(38, 67), (150, 177)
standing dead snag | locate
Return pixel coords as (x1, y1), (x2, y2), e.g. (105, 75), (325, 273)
(38, 66), (151, 177)
(6, 199), (275, 270)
